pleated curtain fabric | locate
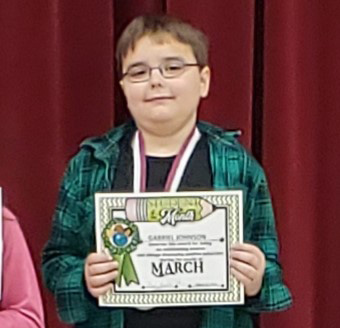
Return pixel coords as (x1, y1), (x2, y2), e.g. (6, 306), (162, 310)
(1, 1), (340, 327)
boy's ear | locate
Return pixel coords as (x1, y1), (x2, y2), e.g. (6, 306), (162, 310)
(200, 66), (211, 98)
(119, 80), (125, 92)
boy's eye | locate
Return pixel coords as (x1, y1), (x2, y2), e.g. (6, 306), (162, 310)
(128, 66), (148, 77)
(164, 62), (184, 72)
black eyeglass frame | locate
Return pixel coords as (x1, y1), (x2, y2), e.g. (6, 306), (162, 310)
(121, 62), (201, 83)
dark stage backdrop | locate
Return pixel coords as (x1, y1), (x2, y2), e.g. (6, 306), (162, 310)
(0, 1), (339, 327)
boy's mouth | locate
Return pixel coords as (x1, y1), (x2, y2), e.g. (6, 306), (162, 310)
(144, 96), (175, 102)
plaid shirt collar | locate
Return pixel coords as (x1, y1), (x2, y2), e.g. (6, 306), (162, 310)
(80, 120), (241, 164)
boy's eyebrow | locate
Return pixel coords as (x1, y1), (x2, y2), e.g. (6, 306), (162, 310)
(162, 56), (185, 61)
(125, 56), (187, 71)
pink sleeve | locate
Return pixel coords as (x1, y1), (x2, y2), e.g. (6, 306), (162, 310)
(0, 208), (45, 328)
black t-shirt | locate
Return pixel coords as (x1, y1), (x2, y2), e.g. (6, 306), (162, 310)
(113, 133), (213, 328)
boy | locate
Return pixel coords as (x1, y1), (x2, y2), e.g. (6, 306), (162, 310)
(42, 15), (291, 328)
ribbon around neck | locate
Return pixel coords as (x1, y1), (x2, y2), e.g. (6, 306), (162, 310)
(132, 127), (201, 192)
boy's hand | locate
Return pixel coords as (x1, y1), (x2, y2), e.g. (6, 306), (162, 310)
(84, 253), (119, 298)
(230, 243), (266, 297)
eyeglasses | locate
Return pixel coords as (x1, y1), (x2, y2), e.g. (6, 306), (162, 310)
(121, 59), (201, 83)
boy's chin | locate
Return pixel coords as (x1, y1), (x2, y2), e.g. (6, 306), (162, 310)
(138, 118), (196, 137)
(142, 112), (178, 124)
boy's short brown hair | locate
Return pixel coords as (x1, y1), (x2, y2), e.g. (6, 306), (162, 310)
(116, 15), (209, 76)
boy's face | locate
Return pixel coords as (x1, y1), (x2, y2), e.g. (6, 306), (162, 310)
(120, 34), (210, 136)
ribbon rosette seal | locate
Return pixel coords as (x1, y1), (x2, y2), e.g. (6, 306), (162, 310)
(102, 218), (141, 287)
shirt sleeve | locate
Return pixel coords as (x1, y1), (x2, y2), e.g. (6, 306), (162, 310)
(244, 163), (292, 312)
(41, 157), (98, 324)
(0, 208), (45, 328)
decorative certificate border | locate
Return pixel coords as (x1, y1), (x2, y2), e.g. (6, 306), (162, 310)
(95, 190), (243, 307)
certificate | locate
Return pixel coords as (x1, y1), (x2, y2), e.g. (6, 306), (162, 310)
(95, 190), (244, 307)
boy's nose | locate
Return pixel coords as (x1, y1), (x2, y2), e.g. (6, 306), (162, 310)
(149, 67), (165, 87)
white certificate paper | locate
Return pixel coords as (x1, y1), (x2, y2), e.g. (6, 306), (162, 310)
(95, 191), (243, 307)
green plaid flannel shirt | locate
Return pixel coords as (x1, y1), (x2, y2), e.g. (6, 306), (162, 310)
(42, 121), (292, 328)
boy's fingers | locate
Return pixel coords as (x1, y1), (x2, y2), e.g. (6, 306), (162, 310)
(231, 243), (261, 255)
(230, 267), (252, 286)
(88, 260), (119, 276)
(90, 283), (114, 298)
(230, 259), (257, 280)
(86, 252), (112, 265)
(89, 270), (119, 288)
(230, 250), (260, 269)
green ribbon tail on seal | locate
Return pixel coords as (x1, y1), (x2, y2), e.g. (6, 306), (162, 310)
(114, 253), (139, 287)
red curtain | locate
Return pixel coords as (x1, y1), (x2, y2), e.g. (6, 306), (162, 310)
(1, 1), (340, 327)
(0, 1), (115, 327)
(261, 1), (340, 328)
